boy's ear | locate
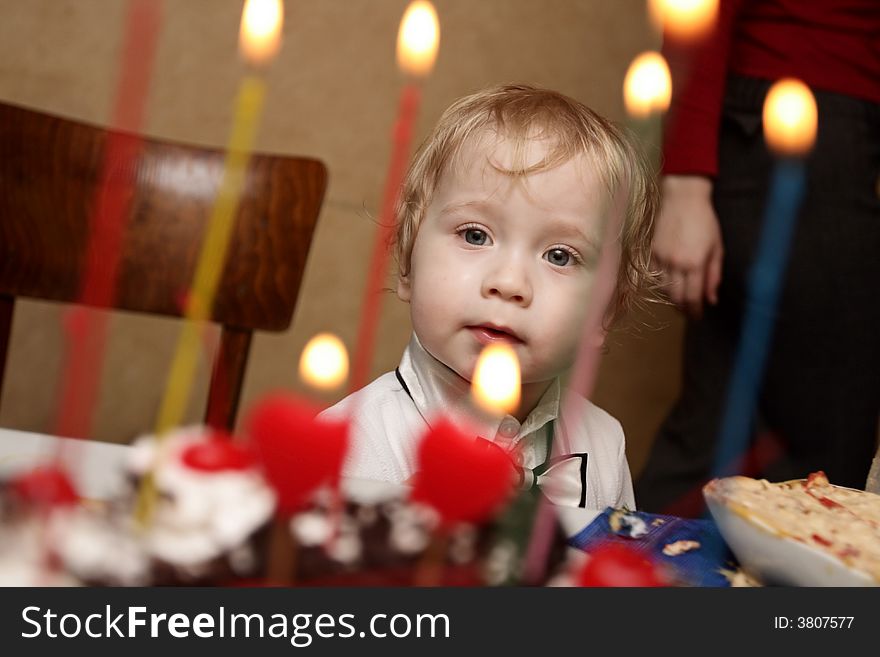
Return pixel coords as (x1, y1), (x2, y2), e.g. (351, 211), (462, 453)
(397, 274), (412, 302)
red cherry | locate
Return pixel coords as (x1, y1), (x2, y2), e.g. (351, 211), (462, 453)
(577, 542), (666, 587)
(410, 417), (516, 527)
(181, 433), (255, 472)
(11, 466), (79, 508)
(245, 394), (349, 516)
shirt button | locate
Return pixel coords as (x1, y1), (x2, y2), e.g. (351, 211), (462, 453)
(498, 417), (519, 438)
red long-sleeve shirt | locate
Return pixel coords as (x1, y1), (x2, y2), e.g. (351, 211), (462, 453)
(662, 0), (880, 177)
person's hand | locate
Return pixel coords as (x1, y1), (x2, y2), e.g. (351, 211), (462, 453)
(652, 175), (724, 318)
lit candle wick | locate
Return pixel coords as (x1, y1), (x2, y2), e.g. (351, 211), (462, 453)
(471, 344), (521, 418)
(240, 0), (283, 69)
(623, 51), (672, 119)
(649, 0), (719, 41)
(300, 333), (350, 393)
(397, 0), (440, 78)
(762, 78), (817, 157)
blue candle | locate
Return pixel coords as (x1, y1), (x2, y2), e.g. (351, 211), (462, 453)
(712, 79), (818, 479)
(713, 158), (806, 475)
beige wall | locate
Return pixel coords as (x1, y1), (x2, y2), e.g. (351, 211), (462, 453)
(0, 0), (683, 477)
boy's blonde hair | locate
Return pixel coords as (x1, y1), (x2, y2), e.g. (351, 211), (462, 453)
(394, 83), (659, 323)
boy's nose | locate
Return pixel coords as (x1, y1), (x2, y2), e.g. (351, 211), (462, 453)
(481, 261), (533, 306)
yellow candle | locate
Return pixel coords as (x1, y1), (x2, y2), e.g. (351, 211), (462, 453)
(155, 76), (266, 435)
(155, 0), (281, 435)
(137, 0), (282, 524)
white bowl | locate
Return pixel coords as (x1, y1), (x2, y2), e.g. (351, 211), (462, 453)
(704, 479), (878, 587)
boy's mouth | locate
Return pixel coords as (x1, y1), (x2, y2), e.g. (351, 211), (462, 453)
(466, 323), (524, 346)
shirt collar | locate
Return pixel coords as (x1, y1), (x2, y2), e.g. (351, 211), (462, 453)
(397, 334), (561, 446)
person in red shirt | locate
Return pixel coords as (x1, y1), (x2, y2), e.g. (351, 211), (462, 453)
(636, 0), (880, 516)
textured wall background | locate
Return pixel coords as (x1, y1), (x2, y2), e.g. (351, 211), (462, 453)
(0, 0), (683, 477)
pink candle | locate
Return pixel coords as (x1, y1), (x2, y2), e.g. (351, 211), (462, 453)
(523, 51), (674, 581)
(522, 190), (626, 584)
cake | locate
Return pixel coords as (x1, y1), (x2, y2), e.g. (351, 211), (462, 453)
(124, 426), (276, 585)
(285, 480), (572, 586)
(1, 425), (577, 587)
(0, 466), (85, 585)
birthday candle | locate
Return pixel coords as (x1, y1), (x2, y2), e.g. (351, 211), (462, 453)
(521, 190), (629, 585)
(349, 0), (440, 392)
(248, 331), (351, 512)
(712, 79), (817, 477)
(53, 0), (163, 441)
(249, 332), (350, 585)
(137, 0), (283, 524)
(154, 0), (283, 436)
(522, 53), (673, 583)
(408, 348), (520, 586)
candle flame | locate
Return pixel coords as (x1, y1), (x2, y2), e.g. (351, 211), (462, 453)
(396, 1), (440, 77)
(239, 0), (283, 67)
(648, 0), (718, 41)
(623, 51), (672, 119)
(762, 79), (817, 157)
(471, 344), (521, 416)
(299, 333), (349, 391)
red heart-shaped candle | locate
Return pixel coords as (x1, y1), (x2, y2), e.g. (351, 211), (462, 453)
(577, 542), (666, 587)
(11, 465), (79, 508)
(410, 417), (516, 527)
(245, 394), (349, 516)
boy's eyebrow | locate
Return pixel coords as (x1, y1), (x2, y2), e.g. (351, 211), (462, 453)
(543, 217), (600, 253)
(437, 200), (494, 217)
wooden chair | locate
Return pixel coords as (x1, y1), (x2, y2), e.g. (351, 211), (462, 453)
(0, 101), (328, 431)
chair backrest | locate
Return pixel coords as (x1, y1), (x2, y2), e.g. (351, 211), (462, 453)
(0, 101), (328, 431)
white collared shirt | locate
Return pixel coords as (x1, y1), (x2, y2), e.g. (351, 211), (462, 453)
(319, 334), (635, 510)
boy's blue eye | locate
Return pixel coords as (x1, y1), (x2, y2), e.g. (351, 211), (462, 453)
(463, 228), (488, 245)
(545, 248), (572, 266)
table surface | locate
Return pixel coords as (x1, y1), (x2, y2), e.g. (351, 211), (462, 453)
(0, 427), (600, 536)
(0, 427), (132, 501)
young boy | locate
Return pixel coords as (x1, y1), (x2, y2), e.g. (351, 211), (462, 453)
(322, 84), (658, 510)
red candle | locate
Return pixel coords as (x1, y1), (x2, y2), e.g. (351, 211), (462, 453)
(53, 0), (163, 441)
(349, 1), (440, 392)
(245, 394), (349, 516)
(410, 417), (516, 529)
(249, 330), (351, 511)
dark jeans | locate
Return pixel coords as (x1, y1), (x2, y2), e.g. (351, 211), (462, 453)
(636, 76), (880, 516)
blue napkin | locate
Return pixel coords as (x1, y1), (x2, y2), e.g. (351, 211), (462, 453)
(568, 507), (738, 587)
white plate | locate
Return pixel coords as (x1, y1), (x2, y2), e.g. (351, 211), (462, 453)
(704, 479), (878, 587)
